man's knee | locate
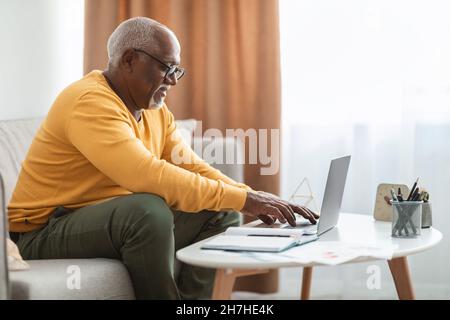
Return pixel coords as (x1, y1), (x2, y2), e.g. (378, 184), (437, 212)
(115, 193), (174, 234)
(204, 210), (241, 233)
(220, 210), (241, 228)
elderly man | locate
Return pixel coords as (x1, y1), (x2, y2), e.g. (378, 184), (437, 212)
(8, 17), (318, 299)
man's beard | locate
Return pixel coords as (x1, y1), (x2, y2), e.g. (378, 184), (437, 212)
(148, 86), (168, 110)
(148, 95), (165, 110)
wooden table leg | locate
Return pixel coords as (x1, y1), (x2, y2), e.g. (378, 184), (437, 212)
(300, 267), (313, 300)
(212, 269), (236, 300)
(212, 268), (270, 300)
(388, 257), (415, 300)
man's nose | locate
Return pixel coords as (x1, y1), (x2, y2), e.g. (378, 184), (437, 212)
(164, 73), (177, 86)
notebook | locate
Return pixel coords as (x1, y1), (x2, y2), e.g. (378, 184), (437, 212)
(201, 226), (318, 252)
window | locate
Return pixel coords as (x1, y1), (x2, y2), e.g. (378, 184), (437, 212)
(0, 0), (84, 119)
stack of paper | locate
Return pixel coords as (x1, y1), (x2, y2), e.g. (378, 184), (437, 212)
(201, 235), (299, 252)
(224, 226), (305, 238)
(201, 226), (308, 252)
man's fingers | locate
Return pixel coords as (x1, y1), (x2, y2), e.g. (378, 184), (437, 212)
(306, 207), (320, 219)
(273, 203), (296, 227)
(258, 214), (275, 225)
(304, 208), (317, 224)
(292, 205), (317, 224)
(299, 205), (318, 220)
(270, 198), (296, 223)
(265, 205), (286, 224)
(248, 192), (316, 226)
(301, 206), (319, 219)
(282, 202), (297, 222)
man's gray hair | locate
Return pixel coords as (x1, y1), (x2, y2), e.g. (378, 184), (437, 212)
(107, 17), (171, 64)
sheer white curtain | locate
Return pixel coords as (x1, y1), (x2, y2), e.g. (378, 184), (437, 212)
(280, 0), (450, 298)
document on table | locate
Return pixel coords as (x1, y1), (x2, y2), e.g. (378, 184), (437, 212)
(201, 235), (300, 252)
(206, 240), (398, 265)
(224, 226), (305, 238)
(272, 241), (398, 265)
(200, 226), (310, 252)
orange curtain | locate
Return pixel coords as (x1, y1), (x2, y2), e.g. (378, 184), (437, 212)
(84, 0), (281, 293)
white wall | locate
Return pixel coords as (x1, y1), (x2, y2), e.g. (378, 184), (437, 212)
(0, 0), (84, 120)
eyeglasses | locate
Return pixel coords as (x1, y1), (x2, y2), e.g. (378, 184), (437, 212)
(134, 48), (185, 81)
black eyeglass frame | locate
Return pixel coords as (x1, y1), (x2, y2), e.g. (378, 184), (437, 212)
(134, 48), (185, 81)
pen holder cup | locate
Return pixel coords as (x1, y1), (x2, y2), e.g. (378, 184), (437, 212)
(391, 201), (423, 238)
(422, 202), (432, 228)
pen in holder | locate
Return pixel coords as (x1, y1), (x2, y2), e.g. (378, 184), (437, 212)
(391, 201), (422, 238)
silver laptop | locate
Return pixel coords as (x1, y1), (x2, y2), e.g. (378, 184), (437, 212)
(284, 155), (351, 240)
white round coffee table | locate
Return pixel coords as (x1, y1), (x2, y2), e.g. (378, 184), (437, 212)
(176, 213), (442, 299)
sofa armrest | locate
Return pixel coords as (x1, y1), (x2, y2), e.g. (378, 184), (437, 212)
(0, 173), (10, 300)
(191, 137), (245, 183)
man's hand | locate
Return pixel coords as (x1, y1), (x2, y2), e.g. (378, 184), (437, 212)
(241, 191), (319, 227)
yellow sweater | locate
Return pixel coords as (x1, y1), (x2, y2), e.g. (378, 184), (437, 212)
(8, 70), (250, 232)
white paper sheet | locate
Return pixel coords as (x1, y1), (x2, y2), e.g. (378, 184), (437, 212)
(274, 241), (398, 265)
(201, 235), (299, 252)
(233, 241), (398, 266)
(225, 226), (304, 238)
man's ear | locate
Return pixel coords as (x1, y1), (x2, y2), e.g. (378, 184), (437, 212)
(120, 48), (137, 73)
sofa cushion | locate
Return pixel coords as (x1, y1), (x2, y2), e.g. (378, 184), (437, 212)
(6, 238), (29, 271)
(9, 258), (135, 299)
(0, 118), (44, 222)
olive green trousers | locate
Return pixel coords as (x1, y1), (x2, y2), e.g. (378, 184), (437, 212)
(16, 193), (240, 299)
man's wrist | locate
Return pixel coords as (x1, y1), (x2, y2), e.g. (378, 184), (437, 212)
(242, 191), (256, 213)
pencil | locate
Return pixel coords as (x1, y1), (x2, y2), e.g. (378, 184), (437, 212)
(407, 178), (419, 201)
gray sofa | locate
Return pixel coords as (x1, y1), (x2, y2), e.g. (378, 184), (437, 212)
(0, 117), (244, 299)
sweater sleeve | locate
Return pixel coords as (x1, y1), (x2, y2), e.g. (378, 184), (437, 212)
(161, 110), (254, 193)
(66, 93), (248, 213)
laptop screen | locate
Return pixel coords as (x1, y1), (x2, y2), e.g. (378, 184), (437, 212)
(317, 155), (351, 235)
